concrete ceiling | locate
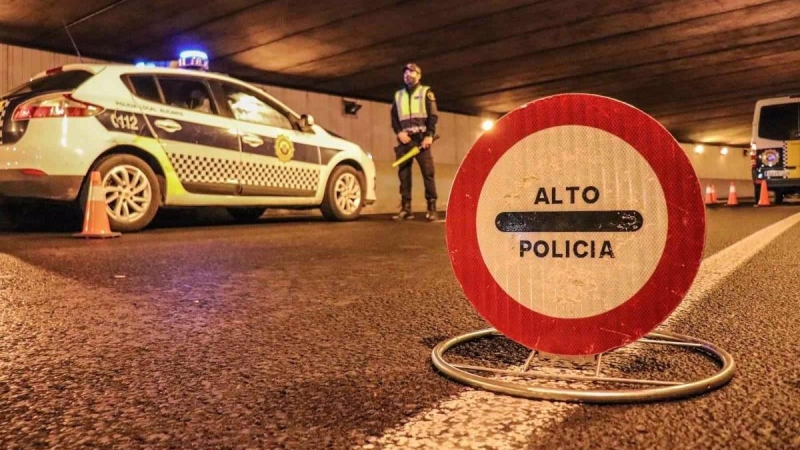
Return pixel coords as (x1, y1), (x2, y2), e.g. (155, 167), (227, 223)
(2, 0), (799, 146)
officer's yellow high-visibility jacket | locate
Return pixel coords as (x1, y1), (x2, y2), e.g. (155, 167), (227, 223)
(392, 84), (438, 136)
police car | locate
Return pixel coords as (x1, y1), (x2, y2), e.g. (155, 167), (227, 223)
(0, 56), (376, 231)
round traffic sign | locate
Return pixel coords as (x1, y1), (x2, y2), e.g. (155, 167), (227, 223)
(446, 94), (705, 356)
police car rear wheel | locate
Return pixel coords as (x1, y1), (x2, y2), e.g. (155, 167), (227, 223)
(227, 207), (266, 222)
(320, 165), (364, 221)
(83, 154), (160, 232)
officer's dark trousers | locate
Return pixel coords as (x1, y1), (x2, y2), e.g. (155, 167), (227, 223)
(395, 137), (437, 204)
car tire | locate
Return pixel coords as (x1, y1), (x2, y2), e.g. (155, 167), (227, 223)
(80, 154), (160, 232)
(227, 207), (267, 222)
(320, 165), (364, 221)
(775, 191), (784, 205)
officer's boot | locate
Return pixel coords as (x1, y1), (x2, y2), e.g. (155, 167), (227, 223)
(425, 200), (437, 222)
(392, 200), (414, 221)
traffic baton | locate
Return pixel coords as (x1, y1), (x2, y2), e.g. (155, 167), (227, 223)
(392, 135), (440, 167)
(392, 146), (420, 167)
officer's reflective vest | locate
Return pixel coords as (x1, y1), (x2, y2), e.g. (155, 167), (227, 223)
(394, 85), (430, 133)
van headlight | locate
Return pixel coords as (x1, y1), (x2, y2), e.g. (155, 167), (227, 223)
(761, 149), (780, 167)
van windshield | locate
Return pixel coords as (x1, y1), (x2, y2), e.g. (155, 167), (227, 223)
(758, 102), (800, 141)
(3, 69), (94, 98)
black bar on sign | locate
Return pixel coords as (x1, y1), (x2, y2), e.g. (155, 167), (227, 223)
(495, 210), (644, 233)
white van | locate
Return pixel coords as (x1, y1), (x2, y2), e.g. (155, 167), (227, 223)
(750, 96), (800, 204)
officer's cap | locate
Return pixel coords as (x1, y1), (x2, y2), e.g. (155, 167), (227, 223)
(403, 63), (421, 75)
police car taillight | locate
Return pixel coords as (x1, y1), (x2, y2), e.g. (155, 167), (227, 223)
(12, 93), (104, 120)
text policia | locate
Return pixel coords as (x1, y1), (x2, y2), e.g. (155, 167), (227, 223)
(517, 185), (615, 259)
(519, 240), (614, 259)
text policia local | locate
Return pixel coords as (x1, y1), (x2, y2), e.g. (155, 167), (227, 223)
(518, 186), (615, 259)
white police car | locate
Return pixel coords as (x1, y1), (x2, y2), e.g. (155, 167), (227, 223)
(0, 61), (376, 231)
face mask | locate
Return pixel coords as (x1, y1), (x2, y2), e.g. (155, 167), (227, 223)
(404, 69), (420, 86)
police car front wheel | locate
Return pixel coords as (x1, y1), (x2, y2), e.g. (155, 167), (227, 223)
(320, 165), (364, 221)
(80, 154), (161, 232)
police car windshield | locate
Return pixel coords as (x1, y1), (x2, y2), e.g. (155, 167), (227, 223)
(4, 70), (94, 98)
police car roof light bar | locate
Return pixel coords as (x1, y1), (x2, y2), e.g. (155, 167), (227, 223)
(179, 50), (210, 71)
(179, 50), (208, 60)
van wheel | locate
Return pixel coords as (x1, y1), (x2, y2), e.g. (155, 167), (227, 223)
(320, 165), (364, 221)
(227, 207), (266, 222)
(775, 191), (785, 205)
(80, 154), (160, 232)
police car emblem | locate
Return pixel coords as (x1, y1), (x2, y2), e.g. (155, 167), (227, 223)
(275, 135), (295, 163)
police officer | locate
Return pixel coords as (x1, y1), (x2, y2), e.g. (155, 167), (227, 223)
(391, 63), (438, 221)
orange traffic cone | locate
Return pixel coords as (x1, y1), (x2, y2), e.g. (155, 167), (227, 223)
(726, 182), (739, 206)
(710, 183), (718, 203)
(704, 184), (714, 205)
(74, 171), (121, 238)
(756, 179), (771, 207)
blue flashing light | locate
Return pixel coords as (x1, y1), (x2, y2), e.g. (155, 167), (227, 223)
(179, 50), (208, 60)
(178, 49), (209, 71)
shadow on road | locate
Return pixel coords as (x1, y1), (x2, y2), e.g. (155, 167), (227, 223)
(0, 203), (337, 234)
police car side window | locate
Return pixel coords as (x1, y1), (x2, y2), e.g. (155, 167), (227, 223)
(222, 84), (292, 130)
(127, 75), (162, 103)
(157, 78), (216, 115)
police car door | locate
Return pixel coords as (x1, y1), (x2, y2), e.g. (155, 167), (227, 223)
(138, 75), (241, 197)
(217, 82), (321, 201)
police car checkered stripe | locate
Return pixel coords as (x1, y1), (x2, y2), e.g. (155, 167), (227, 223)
(169, 153), (239, 184)
(168, 151), (319, 191)
(0, 99), (9, 145)
(240, 161), (319, 191)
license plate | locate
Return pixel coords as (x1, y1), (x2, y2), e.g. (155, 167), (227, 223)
(766, 170), (789, 178)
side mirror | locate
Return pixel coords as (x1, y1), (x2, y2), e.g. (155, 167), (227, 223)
(299, 114), (315, 131)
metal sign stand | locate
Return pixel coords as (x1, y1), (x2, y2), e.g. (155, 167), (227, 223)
(432, 328), (735, 404)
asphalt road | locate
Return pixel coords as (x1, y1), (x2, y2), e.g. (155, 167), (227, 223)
(0, 204), (798, 449)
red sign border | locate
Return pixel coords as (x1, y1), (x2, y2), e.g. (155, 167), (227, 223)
(446, 94), (706, 355)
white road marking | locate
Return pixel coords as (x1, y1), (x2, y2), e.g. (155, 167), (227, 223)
(358, 212), (800, 450)
(664, 211), (800, 326)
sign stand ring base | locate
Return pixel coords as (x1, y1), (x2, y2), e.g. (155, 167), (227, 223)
(431, 328), (735, 404)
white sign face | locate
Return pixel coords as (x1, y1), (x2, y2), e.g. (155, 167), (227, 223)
(446, 94), (706, 356)
(475, 125), (668, 319)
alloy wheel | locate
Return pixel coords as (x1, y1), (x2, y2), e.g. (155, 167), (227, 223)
(102, 164), (153, 224)
(334, 172), (361, 215)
